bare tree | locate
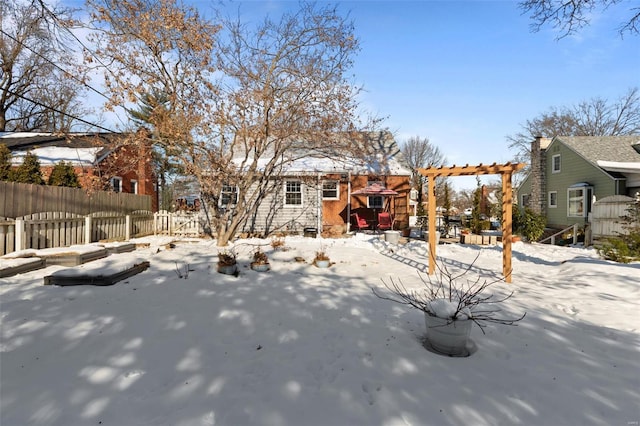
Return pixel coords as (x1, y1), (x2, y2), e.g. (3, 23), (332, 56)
(507, 87), (640, 175)
(87, 0), (366, 245)
(400, 135), (447, 211)
(0, 0), (89, 131)
(520, 0), (640, 38)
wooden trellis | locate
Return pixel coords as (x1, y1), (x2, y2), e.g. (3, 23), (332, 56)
(418, 162), (525, 283)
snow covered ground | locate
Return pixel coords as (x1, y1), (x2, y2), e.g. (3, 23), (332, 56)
(1, 234), (639, 426)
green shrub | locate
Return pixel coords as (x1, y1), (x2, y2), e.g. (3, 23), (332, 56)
(513, 207), (546, 242)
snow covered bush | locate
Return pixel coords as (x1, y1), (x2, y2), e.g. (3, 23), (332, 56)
(372, 254), (525, 332)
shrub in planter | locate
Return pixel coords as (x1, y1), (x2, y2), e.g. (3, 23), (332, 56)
(372, 254), (525, 356)
(313, 249), (331, 268)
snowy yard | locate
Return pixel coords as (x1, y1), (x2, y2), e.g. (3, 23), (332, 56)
(1, 234), (639, 426)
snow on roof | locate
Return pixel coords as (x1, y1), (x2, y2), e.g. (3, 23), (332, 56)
(10, 146), (102, 166)
(597, 160), (640, 173)
(233, 154), (411, 176)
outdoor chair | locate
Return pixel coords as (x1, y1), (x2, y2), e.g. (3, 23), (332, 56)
(352, 213), (370, 231)
(377, 212), (393, 231)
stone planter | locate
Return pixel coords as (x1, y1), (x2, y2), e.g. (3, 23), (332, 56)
(251, 262), (270, 272)
(217, 263), (238, 275)
(384, 230), (400, 244)
(424, 313), (473, 357)
(315, 260), (330, 268)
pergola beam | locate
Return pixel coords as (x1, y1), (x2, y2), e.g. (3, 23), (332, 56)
(419, 162), (525, 283)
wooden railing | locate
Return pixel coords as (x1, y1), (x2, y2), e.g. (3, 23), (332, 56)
(538, 223), (579, 245)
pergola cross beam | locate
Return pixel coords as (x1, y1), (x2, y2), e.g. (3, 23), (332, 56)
(418, 162), (525, 283)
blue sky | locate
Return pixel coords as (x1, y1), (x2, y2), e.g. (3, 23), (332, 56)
(75, 0), (638, 190)
(210, 0), (638, 189)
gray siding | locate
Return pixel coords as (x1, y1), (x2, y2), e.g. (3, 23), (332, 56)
(242, 179), (321, 235)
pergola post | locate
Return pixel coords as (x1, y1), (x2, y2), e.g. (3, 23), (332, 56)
(418, 162), (525, 283)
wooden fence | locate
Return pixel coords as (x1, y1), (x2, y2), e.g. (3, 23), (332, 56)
(0, 211), (155, 256)
(590, 195), (635, 239)
(153, 210), (203, 237)
(0, 210), (206, 256)
(0, 181), (151, 218)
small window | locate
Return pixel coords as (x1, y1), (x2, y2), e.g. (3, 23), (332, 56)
(548, 191), (557, 208)
(322, 181), (339, 200)
(368, 195), (383, 209)
(521, 194), (530, 208)
(131, 180), (138, 194)
(110, 177), (122, 193)
(221, 184), (238, 206)
(285, 180), (302, 206)
(552, 154), (561, 173)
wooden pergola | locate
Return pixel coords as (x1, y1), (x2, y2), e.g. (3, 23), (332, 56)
(418, 162), (525, 283)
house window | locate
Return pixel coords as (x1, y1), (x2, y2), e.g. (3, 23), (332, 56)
(552, 154), (561, 173)
(131, 180), (138, 194)
(567, 186), (592, 217)
(110, 177), (122, 193)
(322, 181), (339, 200)
(548, 191), (557, 208)
(520, 194), (530, 208)
(368, 196), (383, 209)
(221, 184), (238, 206)
(285, 180), (302, 206)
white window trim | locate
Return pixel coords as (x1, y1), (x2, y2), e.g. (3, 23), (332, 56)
(567, 187), (589, 217)
(130, 179), (138, 194)
(552, 154), (561, 173)
(110, 176), (122, 193)
(548, 191), (557, 208)
(322, 180), (340, 200)
(367, 195), (383, 209)
(220, 184), (239, 207)
(284, 180), (303, 207)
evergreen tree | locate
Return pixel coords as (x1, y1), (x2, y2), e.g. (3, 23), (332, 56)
(12, 151), (44, 184)
(0, 144), (12, 181)
(48, 161), (81, 187)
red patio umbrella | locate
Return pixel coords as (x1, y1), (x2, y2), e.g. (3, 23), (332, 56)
(351, 183), (399, 228)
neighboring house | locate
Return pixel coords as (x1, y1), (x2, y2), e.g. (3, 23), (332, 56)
(517, 135), (640, 230)
(226, 130), (412, 236)
(1, 132), (158, 211)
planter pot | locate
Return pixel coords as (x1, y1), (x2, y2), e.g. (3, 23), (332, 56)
(425, 231), (440, 245)
(217, 263), (238, 275)
(315, 259), (330, 268)
(424, 313), (473, 356)
(251, 262), (270, 272)
(384, 230), (400, 244)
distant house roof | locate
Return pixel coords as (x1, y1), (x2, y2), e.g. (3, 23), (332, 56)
(555, 135), (640, 165)
(0, 132), (122, 166)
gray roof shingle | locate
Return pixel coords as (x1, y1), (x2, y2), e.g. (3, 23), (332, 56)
(556, 135), (640, 165)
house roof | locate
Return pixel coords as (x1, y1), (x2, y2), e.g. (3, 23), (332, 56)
(554, 135), (640, 165)
(1, 132), (122, 166)
(232, 130), (412, 176)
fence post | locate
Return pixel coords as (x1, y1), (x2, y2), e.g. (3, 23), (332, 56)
(153, 212), (157, 236)
(126, 215), (131, 240)
(15, 219), (25, 251)
(573, 223), (578, 245)
(85, 216), (92, 244)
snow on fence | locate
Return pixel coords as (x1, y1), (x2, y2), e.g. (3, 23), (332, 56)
(153, 210), (203, 237)
(0, 211), (154, 256)
(589, 195), (635, 238)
